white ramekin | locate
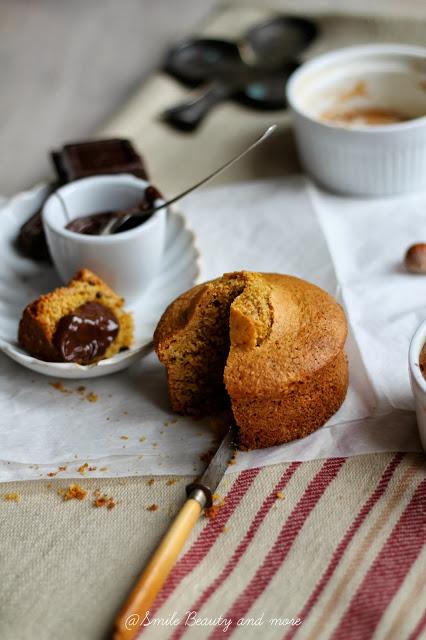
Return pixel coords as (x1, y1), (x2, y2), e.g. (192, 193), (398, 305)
(409, 319), (426, 451)
(42, 175), (166, 300)
(286, 44), (426, 196)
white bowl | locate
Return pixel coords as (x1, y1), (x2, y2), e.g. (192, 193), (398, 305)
(286, 44), (426, 196)
(42, 174), (167, 300)
(409, 319), (426, 451)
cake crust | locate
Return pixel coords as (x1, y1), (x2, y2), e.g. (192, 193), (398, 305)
(154, 271), (348, 449)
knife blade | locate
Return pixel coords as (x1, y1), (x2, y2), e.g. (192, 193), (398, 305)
(186, 423), (238, 508)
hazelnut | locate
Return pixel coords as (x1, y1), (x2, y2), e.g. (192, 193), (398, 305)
(404, 244), (426, 273)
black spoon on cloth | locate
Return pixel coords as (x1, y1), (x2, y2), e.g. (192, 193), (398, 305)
(162, 15), (318, 131)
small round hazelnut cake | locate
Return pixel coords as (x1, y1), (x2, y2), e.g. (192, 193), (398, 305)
(154, 271), (348, 449)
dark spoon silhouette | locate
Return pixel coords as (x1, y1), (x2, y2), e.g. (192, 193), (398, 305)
(162, 16), (318, 131)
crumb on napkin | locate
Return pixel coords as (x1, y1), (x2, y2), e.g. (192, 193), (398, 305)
(59, 483), (87, 501)
(3, 492), (21, 503)
(204, 495), (226, 519)
(93, 489), (116, 509)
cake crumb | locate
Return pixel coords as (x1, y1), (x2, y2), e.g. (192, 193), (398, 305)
(120, 435), (129, 440)
(147, 503), (158, 512)
(204, 495), (225, 519)
(93, 490), (116, 509)
(47, 465), (68, 478)
(204, 504), (222, 519)
(276, 491), (285, 500)
(3, 492), (21, 503)
(99, 467), (108, 472)
(78, 463), (89, 475)
(50, 381), (70, 394)
(166, 479), (177, 486)
(77, 385), (86, 394)
(139, 436), (146, 443)
(147, 478), (155, 486)
(61, 483), (87, 501)
(228, 453), (237, 466)
(86, 392), (98, 403)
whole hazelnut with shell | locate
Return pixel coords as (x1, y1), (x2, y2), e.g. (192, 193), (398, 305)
(404, 244), (426, 273)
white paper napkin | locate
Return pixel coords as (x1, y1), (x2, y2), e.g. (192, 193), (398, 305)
(0, 176), (422, 481)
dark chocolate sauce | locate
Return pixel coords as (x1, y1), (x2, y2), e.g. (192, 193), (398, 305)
(53, 301), (119, 364)
(65, 185), (162, 236)
(65, 211), (117, 236)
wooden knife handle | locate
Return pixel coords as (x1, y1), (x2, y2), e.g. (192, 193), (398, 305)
(113, 498), (202, 640)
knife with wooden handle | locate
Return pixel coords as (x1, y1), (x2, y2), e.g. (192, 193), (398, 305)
(112, 425), (236, 640)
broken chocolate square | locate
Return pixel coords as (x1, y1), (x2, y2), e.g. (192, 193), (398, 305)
(52, 139), (148, 182)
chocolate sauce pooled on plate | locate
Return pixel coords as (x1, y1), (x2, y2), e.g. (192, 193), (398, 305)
(65, 185), (162, 236)
(53, 301), (119, 364)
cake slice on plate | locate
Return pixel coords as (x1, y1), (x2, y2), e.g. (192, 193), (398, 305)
(18, 268), (133, 364)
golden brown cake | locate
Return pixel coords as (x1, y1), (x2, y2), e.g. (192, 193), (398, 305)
(18, 268), (133, 364)
(154, 271), (348, 449)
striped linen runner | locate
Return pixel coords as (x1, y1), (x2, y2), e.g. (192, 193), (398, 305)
(138, 453), (426, 640)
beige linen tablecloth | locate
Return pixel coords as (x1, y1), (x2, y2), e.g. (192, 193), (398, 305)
(1, 4), (426, 640)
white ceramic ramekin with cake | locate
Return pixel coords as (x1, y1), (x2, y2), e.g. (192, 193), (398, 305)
(287, 43), (426, 196)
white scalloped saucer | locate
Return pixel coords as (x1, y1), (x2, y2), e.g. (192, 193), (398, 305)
(0, 184), (200, 378)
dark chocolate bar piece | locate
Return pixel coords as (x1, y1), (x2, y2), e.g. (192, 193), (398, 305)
(52, 138), (148, 182)
(16, 208), (50, 261)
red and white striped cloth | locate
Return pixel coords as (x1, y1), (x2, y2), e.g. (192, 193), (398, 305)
(137, 454), (426, 640)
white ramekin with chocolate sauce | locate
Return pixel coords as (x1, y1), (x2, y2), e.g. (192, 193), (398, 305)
(42, 174), (166, 300)
(286, 44), (426, 196)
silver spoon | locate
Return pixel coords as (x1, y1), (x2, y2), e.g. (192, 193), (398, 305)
(100, 124), (277, 235)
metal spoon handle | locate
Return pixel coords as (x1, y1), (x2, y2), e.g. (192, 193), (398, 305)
(100, 124), (277, 235)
